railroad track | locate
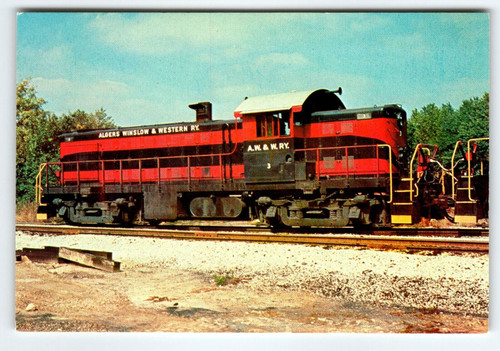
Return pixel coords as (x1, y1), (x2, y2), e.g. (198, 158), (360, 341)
(154, 221), (489, 237)
(16, 223), (489, 254)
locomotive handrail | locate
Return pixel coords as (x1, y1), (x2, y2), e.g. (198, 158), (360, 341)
(415, 146), (431, 199)
(467, 137), (489, 202)
(41, 143), (241, 187)
(293, 143), (394, 202)
(408, 144), (421, 201)
(35, 163), (47, 205)
(409, 144), (439, 201)
(450, 138), (489, 202)
(450, 141), (462, 200)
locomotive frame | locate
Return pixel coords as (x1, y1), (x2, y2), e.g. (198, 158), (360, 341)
(35, 88), (489, 228)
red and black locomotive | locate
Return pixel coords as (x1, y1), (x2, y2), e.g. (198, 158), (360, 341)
(36, 88), (488, 227)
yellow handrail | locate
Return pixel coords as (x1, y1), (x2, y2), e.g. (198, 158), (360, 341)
(35, 163), (47, 205)
(408, 144), (438, 201)
(450, 141), (462, 200)
(408, 144), (421, 201)
(467, 137), (489, 201)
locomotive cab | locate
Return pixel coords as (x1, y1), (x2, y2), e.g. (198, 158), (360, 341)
(234, 89), (413, 227)
(234, 89), (345, 184)
(239, 109), (295, 183)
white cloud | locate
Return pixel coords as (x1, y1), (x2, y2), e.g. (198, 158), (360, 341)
(32, 77), (132, 108)
(213, 83), (261, 102)
(39, 46), (73, 65)
(31, 77), (73, 99)
(318, 13), (393, 35)
(87, 13), (324, 57)
(255, 52), (309, 69)
(345, 13), (393, 33)
(88, 13), (258, 56)
(377, 32), (433, 59)
(439, 77), (490, 106)
(109, 97), (172, 126)
(439, 12), (488, 27)
(18, 46), (75, 78)
(87, 80), (131, 96)
(30, 77), (155, 125)
(440, 13), (489, 43)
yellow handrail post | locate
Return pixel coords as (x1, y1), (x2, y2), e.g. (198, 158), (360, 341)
(408, 144), (421, 202)
(35, 163), (47, 205)
(467, 137), (489, 202)
(450, 141), (462, 200)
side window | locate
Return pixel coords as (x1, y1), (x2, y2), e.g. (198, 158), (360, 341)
(278, 112), (290, 136)
(256, 115), (267, 137)
(256, 111), (290, 138)
(267, 115), (276, 137)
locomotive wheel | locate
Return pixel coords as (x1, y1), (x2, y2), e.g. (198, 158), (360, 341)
(189, 196), (245, 218)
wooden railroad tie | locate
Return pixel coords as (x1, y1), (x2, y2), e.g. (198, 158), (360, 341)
(16, 246), (121, 272)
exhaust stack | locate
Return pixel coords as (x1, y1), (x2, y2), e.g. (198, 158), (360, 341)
(189, 102), (212, 122)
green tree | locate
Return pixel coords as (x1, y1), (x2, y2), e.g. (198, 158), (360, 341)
(407, 103), (455, 152)
(16, 78), (117, 204)
(455, 93), (489, 160)
(58, 108), (115, 133)
(407, 93), (489, 168)
(16, 78), (60, 203)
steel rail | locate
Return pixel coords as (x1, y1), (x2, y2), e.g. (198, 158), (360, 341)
(153, 222), (489, 237)
(15, 222), (489, 237)
(16, 223), (488, 254)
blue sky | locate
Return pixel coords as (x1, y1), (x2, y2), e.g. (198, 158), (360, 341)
(16, 12), (489, 127)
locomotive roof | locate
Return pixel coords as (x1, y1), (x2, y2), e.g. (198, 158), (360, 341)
(234, 88), (340, 115)
(59, 118), (237, 139)
(311, 104), (405, 122)
(311, 104), (404, 117)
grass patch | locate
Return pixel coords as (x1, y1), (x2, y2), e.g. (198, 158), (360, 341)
(16, 201), (39, 223)
(212, 272), (244, 286)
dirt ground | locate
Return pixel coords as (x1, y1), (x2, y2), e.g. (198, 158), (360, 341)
(15, 259), (488, 333)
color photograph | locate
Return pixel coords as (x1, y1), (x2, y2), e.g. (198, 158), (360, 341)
(7, 6), (496, 351)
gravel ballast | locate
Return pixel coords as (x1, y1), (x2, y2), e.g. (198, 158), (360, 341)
(15, 231), (489, 316)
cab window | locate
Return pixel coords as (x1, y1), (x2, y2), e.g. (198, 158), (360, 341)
(256, 111), (290, 138)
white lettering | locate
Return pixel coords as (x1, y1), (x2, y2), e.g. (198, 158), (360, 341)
(122, 129), (150, 137)
(246, 142), (291, 152)
(98, 131), (120, 138)
(98, 124), (199, 139)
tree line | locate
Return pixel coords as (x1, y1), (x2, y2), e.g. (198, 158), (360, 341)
(15, 78), (489, 205)
(16, 78), (116, 204)
(407, 92), (489, 167)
